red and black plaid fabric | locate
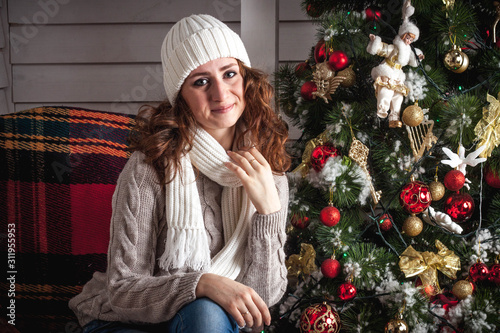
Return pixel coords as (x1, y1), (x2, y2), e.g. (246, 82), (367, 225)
(0, 106), (135, 332)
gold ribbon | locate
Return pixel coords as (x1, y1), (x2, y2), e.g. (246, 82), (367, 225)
(399, 240), (460, 295)
(474, 92), (500, 158)
(286, 243), (318, 278)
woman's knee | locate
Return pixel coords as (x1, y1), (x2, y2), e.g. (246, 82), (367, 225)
(173, 298), (238, 333)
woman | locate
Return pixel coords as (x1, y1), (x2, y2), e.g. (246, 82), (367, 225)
(69, 14), (290, 333)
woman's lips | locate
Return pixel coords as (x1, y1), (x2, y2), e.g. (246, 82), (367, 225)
(211, 104), (234, 113)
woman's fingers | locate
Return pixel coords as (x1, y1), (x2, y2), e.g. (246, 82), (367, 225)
(252, 291), (271, 326)
(237, 291), (268, 329)
(226, 148), (262, 172)
(225, 149), (280, 214)
(196, 274), (270, 329)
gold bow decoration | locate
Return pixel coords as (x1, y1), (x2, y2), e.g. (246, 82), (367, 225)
(398, 240), (460, 296)
(474, 92), (500, 158)
(292, 130), (330, 178)
(286, 243), (318, 278)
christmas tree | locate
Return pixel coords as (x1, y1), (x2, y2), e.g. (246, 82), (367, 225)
(272, 0), (500, 332)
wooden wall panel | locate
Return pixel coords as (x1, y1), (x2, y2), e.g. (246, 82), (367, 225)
(279, 21), (317, 62)
(11, 21), (313, 65)
(8, 0), (241, 24)
(13, 63), (166, 103)
(1, 0), (12, 114)
(279, 0), (307, 21)
(11, 23), (241, 64)
(7, 0), (314, 131)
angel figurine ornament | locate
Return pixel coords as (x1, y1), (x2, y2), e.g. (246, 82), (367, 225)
(366, 0), (425, 128)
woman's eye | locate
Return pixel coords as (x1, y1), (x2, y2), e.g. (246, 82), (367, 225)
(225, 71), (236, 79)
(194, 78), (208, 86)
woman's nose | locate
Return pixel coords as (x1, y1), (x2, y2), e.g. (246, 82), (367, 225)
(210, 79), (228, 101)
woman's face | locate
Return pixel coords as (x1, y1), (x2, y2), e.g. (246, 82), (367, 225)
(181, 57), (245, 141)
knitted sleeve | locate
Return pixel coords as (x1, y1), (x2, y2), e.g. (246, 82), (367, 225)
(238, 173), (289, 306)
(105, 152), (204, 323)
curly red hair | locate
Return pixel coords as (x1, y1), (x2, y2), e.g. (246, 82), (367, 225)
(129, 60), (291, 185)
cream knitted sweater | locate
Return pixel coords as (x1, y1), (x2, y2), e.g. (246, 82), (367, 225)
(69, 151), (289, 327)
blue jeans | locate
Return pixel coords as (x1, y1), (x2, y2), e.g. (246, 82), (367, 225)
(82, 298), (239, 333)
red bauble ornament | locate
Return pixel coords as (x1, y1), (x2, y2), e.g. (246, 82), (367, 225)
(310, 144), (340, 172)
(488, 263), (500, 285)
(485, 166), (500, 188)
(338, 282), (357, 301)
(299, 302), (341, 333)
(469, 262), (489, 283)
(443, 192), (475, 222)
(444, 169), (466, 191)
(291, 214), (310, 229)
(365, 6), (382, 21)
(399, 181), (432, 214)
(378, 213), (393, 231)
(300, 81), (317, 101)
(306, 3), (323, 18)
(328, 50), (349, 71)
(319, 205), (341, 227)
(314, 40), (332, 64)
(321, 258), (341, 279)
(295, 61), (311, 78)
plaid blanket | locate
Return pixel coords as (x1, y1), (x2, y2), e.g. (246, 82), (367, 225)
(0, 106), (135, 332)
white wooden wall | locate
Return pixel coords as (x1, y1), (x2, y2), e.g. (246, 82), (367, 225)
(2, 0), (316, 125)
(0, 0), (12, 113)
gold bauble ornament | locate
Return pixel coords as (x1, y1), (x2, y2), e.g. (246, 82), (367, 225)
(402, 102), (424, 127)
(429, 178), (445, 201)
(452, 280), (473, 300)
(338, 66), (356, 87)
(443, 44), (469, 73)
(402, 215), (423, 237)
(385, 318), (409, 333)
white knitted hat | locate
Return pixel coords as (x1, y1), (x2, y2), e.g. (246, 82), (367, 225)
(161, 14), (251, 104)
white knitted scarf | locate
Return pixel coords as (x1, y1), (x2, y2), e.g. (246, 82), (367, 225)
(158, 127), (255, 280)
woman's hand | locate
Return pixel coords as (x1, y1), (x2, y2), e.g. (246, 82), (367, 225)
(225, 147), (281, 215)
(196, 273), (270, 330)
